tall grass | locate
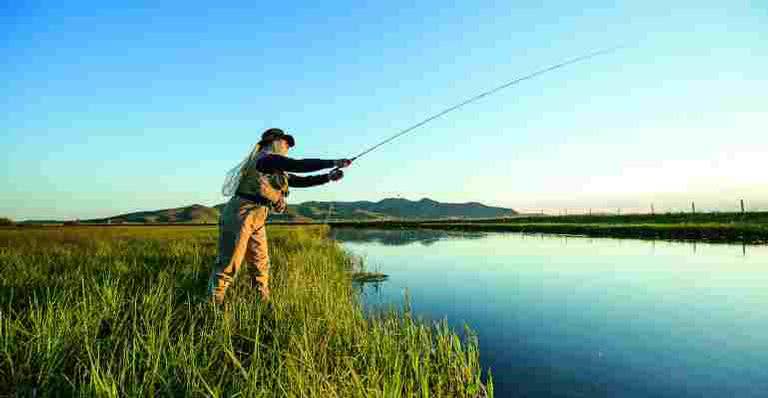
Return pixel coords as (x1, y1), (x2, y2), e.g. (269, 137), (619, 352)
(0, 226), (491, 397)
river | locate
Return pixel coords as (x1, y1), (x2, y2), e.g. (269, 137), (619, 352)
(331, 228), (768, 397)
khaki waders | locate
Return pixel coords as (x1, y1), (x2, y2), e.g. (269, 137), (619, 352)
(208, 196), (271, 304)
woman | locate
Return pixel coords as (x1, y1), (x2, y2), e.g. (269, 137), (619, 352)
(208, 128), (351, 304)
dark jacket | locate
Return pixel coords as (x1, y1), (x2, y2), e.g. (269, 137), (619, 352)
(256, 154), (336, 188)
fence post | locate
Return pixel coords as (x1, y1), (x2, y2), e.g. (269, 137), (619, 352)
(741, 199), (745, 214)
(651, 203), (655, 215)
(691, 201), (696, 214)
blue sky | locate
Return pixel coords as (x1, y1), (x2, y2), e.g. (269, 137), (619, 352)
(2, 1), (766, 220)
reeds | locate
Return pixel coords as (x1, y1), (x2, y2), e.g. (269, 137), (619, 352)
(0, 226), (491, 397)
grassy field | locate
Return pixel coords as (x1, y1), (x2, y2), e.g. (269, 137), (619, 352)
(0, 226), (491, 397)
(331, 212), (768, 244)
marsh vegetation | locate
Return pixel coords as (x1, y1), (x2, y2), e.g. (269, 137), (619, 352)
(0, 226), (491, 397)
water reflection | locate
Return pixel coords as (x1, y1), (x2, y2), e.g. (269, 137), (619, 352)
(333, 227), (755, 258)
(330, 227), (487, 246)
(352, 277), (385, 296)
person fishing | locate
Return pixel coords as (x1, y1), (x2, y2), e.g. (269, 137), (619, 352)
(208, 128), (351, 304)
(207, 48), (619, 305)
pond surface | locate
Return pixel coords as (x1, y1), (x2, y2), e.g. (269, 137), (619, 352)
(331, 228), (768, 398)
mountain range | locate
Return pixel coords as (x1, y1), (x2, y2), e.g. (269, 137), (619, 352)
(81, 198), (517, 224)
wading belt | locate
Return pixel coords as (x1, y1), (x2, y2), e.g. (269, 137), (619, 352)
(235, 191), (273, 206)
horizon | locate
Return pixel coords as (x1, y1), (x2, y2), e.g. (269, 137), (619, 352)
(13, 195), (767, 223)
(3, 2), (767, 220)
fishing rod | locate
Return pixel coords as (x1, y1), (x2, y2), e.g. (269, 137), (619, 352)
(350, 46), (624, 162)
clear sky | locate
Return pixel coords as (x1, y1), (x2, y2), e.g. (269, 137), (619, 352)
(2, 1), (766, 220)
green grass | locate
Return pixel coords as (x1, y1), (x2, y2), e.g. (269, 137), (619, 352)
(350, 272), (389, 283)
(0, 226), (491, 397)
(468, 211), (768, 225)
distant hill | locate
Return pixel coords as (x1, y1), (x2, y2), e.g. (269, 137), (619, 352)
(298, 198), (516, 220)
(82, 198), (516, 224)
(87, 204), (219, 224)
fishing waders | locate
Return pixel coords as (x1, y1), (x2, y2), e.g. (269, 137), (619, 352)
(208, 196), (272, 304)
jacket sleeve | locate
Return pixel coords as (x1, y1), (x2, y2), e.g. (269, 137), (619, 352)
(288, 173), (330, 188)
(257, 154), (336, 173)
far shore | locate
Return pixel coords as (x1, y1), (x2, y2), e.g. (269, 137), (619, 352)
(328, 212), (768, 244)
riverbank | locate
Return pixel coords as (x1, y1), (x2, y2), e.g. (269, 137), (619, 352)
(330, 212), (768, 244)
(0, 226), (491, 397)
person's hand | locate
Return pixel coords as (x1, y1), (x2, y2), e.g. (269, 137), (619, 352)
(328, 168), (344, 182)
(334, 159), (352, 168)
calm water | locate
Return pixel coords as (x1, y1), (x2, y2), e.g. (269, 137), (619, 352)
(331, 228), (768, 398)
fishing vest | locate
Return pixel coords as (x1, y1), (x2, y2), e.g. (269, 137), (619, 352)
(236, 154), (289, 205)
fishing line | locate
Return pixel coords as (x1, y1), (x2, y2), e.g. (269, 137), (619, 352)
(351, 46), (624, 162)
